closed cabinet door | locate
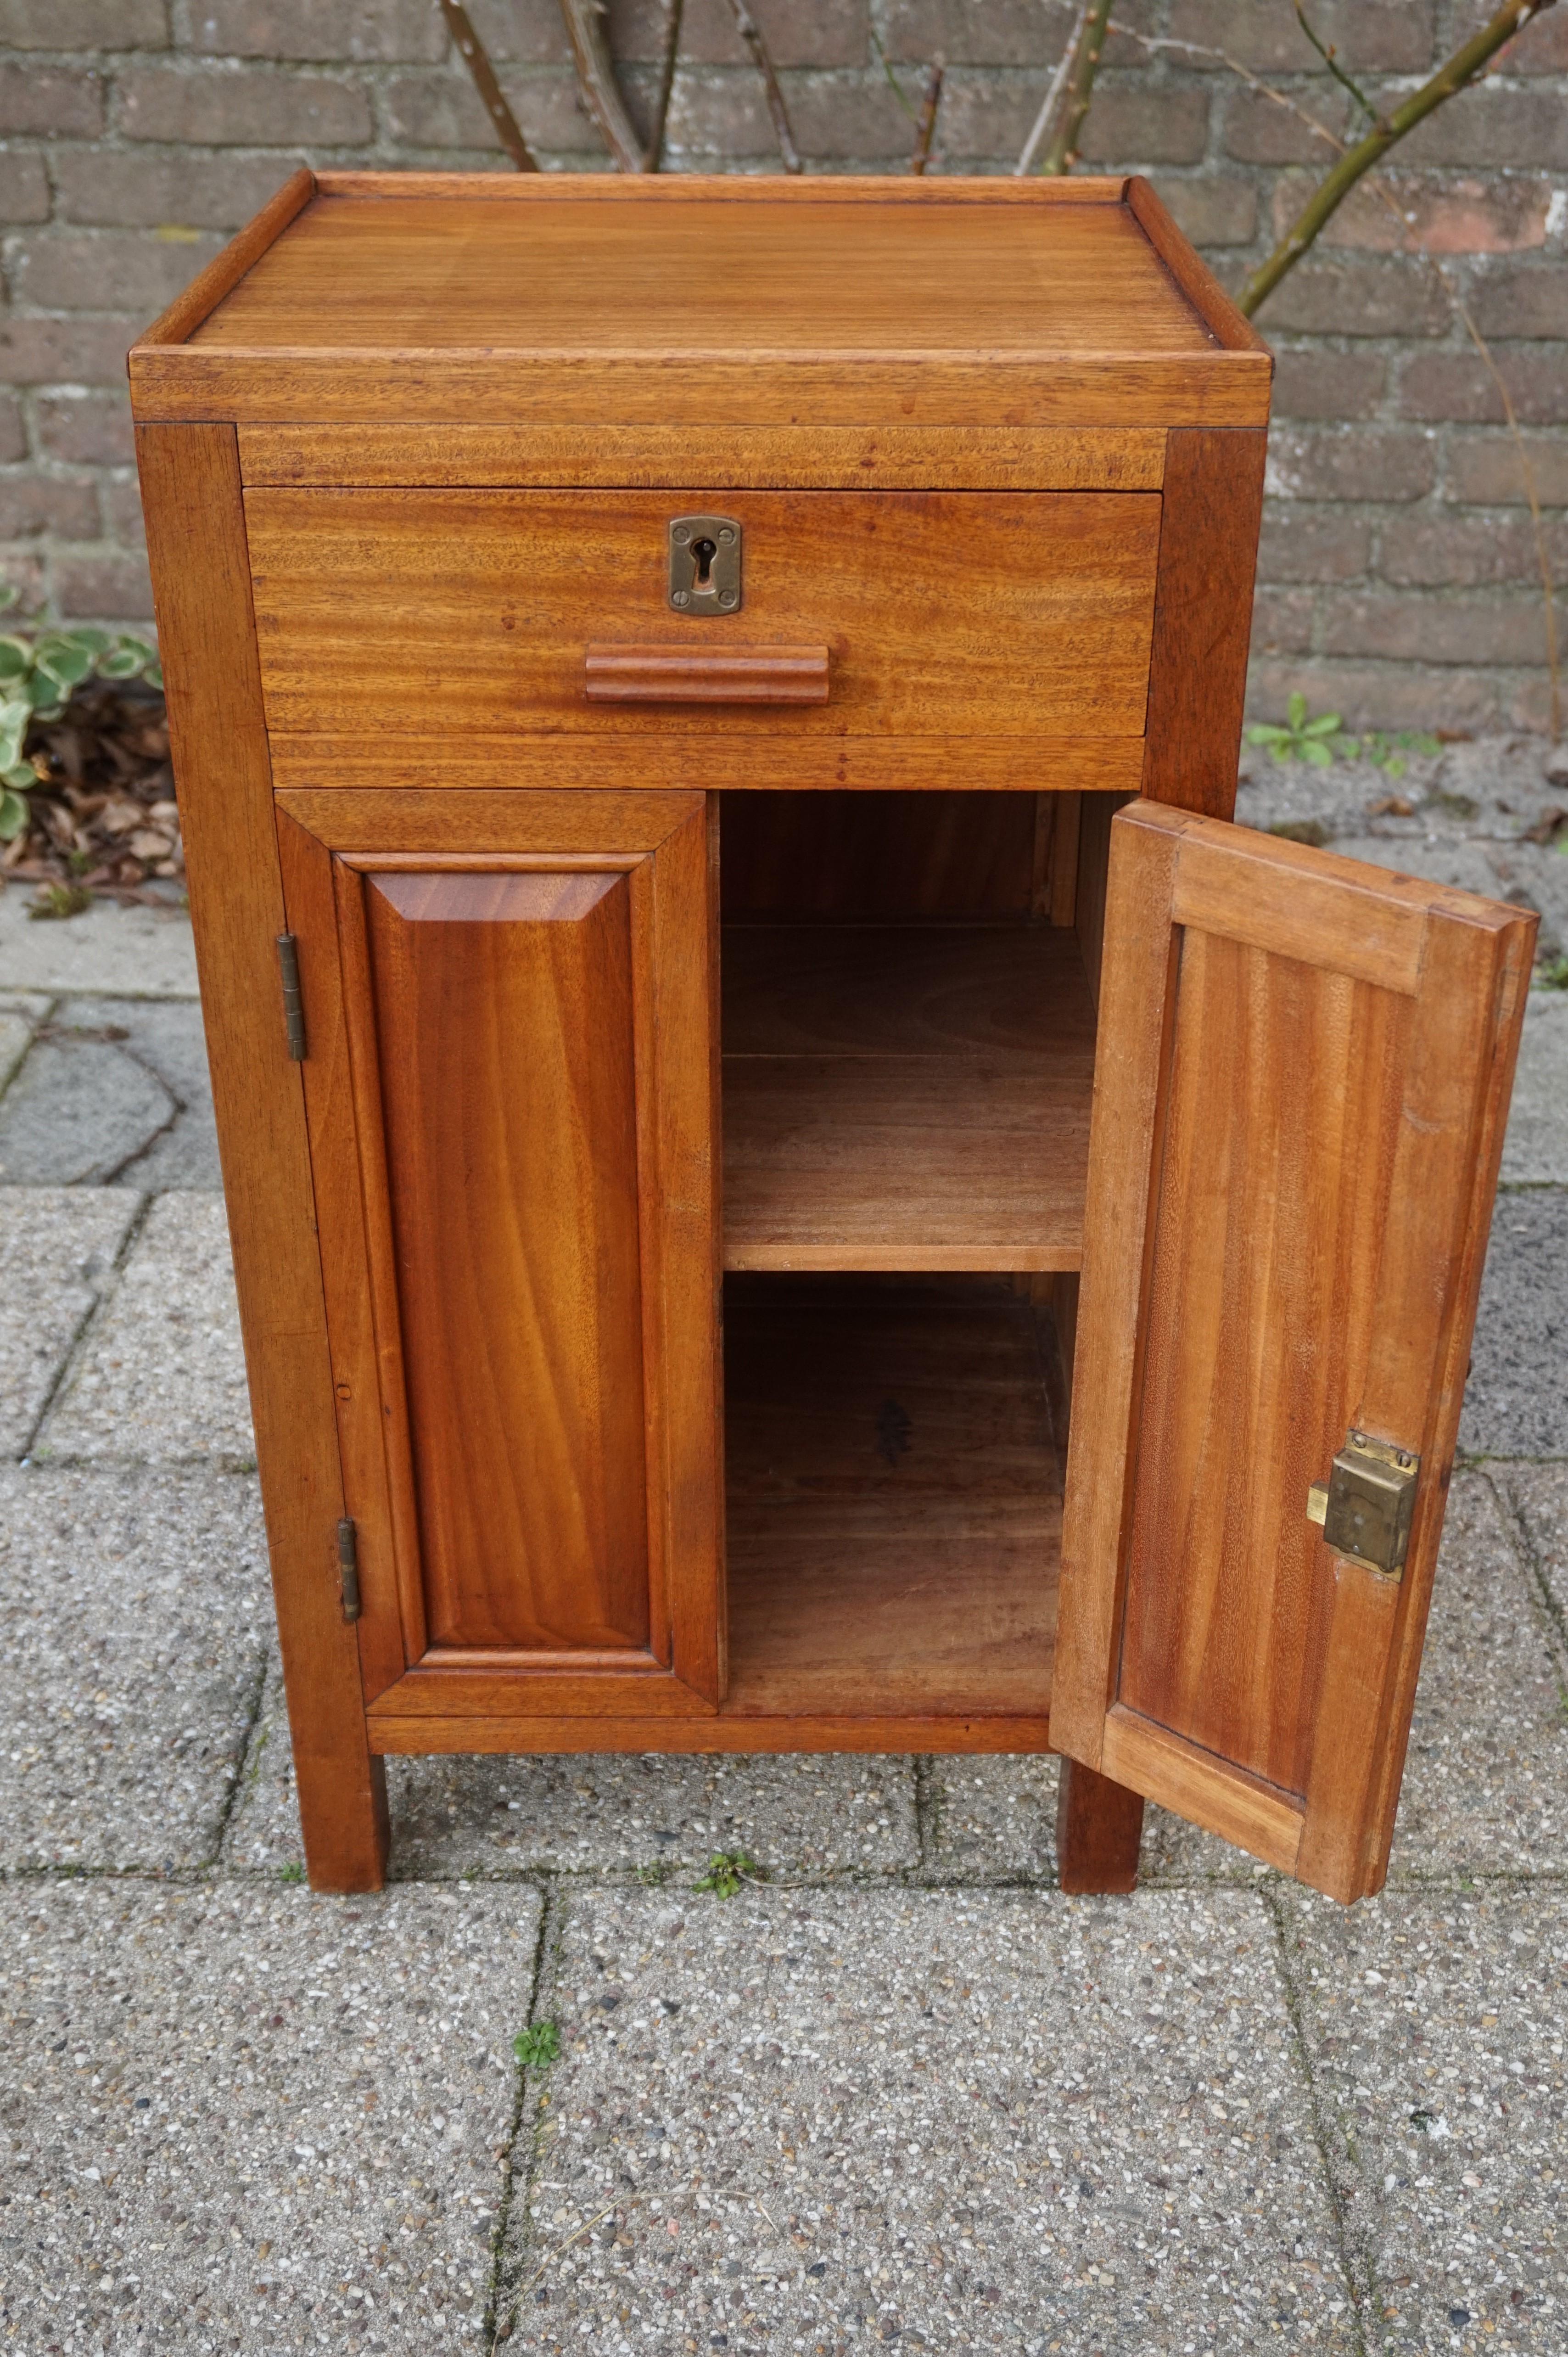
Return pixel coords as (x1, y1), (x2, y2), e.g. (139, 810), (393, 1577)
(1053, 800), (1535, 1904)
(276, 787), (722, 1730)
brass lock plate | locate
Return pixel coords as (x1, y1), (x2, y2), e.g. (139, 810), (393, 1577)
(1306, 1430), (1420, 1578)
(669, 515), (742, 615)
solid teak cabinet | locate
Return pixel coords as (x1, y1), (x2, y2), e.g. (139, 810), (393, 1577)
(132, 172), (1532, 1905)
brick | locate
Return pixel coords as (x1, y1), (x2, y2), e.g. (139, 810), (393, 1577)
(930, 73), (1042, 162)
(0, 314), (144, 387)
(606, 0), (868, 69)
(1468, 263), (1568, 340)
(1445, 431), (1568, 508)
(0, 0), (166, 38)
(1270, 346), (1386, 420)
(788, 73), (918, 161)
(1253, 256), (1450, 338)
(193, 0), (446, 62)
(1245, 654), (1505, 735)
(0, 477), (99, 540)
(1400, 85), (1568, 168)
(117, 65), (373, 146)
(9, 231), (226, 316)
(1318, 589), (1552, 667)
(36, 388), (134, 467)
(1076, 83), (1210, 165)
(383, 67), (591, 155)
(1505, 2), (1568, 69)
(0, 393), (24, 466)
(878, 0), (1075, 67)
(456, 0), (566, 64)
(0, 152), (48, 225)
(1379, 511), (1568, 589)
(1397, 347), (1567, 426)
(0, 64), (102, 137)
(1146, 171), (1256, 247)
(54, 150), (308, 231)
(1267, 426), (1437, 503)
(1510, 673), (1561, 731)
(1257, 505), (1372, 583)
(1271, 169), (1549, 256)
(99, 476), (148, 548)
(55, 552), (155, 623)
(1221, 85), (1332, 166)
(1169, 0), (1434, 72)
(0, 553), (45, 614)
(1248, 585), (1316, 656)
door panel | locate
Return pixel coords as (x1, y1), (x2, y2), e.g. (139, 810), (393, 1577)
(1052, 800), (1534, 1902)
(277, 789), (723, 1714)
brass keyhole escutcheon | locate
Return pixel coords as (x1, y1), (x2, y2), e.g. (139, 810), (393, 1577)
(668, 515), (742, 613)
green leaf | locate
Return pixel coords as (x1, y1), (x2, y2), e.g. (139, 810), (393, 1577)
(1246, 724), (1290, 747)
(1287, 691), (1307, 731)
(1301, 712), (1344, 737)
(95, 646), (143, 679)
(0, 697), (30, 770)
(144, 660), (163, 689)
(2, 760), (36, 789)
(0, 787), (28, 840)
(513, 2020), (561, 2068)
(693, 1847), (765, 1900)
(39, 626), (108, 664)
(1302, 740), (1335, 769)
(0, 636), (29, 680)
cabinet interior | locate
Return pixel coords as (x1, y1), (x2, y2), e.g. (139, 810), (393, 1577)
(717, 789), (1120, 1722)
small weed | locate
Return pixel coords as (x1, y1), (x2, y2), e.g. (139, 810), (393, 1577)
(514, 2020), (561, 2069)
(279, 1861), (305, 1884)
(1430, 788), (1479, 820)
(1246, 694), (1355, 769)
(1538, 954), (1568, 990)
(1362, 729), (1442, 778)
(693, 1849), (766, 1900)
(28, 881), (93, 921)
(636, 1859), (671, 1886)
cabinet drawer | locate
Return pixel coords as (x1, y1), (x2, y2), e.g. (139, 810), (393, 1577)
(246, 488), (1160, 740)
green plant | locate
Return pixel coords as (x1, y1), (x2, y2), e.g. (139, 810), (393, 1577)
(1361, 729), (1443, 779)
(1246, 694), (1355, 769)
(0, 587), (162, 842)
(279, 1860), (306, 1884)
(1538, 955), (1568, 991)
(693, 1848), (765, 1900)
(514, 2019), (561, 2068)
(28, 881), (93, 922)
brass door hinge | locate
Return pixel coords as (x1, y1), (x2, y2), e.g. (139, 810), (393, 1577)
(276, 932), (306, 1061)
(337, 1516), (361, 1622)
(1306, 1430), (1420, 1579)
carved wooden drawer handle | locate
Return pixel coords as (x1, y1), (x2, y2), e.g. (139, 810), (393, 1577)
(584, 643), (830, 704)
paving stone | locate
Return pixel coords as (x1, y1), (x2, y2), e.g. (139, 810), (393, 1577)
(0, 988), (48, 1093)
(1503, 992), (1568, 1184)
(0, 886), (197, 995)
(1278, 1884), (1568, 2353)
(1500, 1459), (1568, 1637)
(1461, 1188), (1568, 1459)
(499, 1884), (1355, 2351)
(0, 1878), (540, 2350)
(229, 1674), (920, 1880)
(0, 1464), (269, 1871)
(0, 1183), (139, 1454)
(923, 1751), (1058, 1881)
(40, 1190), (253, 1466)
(0, 995), (219, 1186)
(1235, 736), (1568, 849)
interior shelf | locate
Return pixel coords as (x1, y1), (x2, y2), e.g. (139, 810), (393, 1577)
(723, 1280), (1060, 1723)
(722, 922), (1095, 1271)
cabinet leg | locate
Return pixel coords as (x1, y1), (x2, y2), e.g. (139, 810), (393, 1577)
(297, 1747), (390, 1894)
(1055, 1757), (1144, 1895)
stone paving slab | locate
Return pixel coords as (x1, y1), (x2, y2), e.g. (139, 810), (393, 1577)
(39, 1189), (253, 1466)
(0, 995), (219, 1187)
(0, 1465), (269, 1873)
(0, 989), (48, 1094)
(499, 1884), (1355, 2353)
(0, 885), (197, 996)
(1500, 1461), (1568, 1641)
(1278, 1884), (1568, 2355)
(0, 1184), (140, 1455)
(0, 1878), (541, 2352)
(1502, 994), (1568, 1186)
(1460, 1188), (1568, 1460)
(1236, 741), (1568, 848)
(229, 1671), (921, 1883)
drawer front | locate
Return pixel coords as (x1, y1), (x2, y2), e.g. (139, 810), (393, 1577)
(246, 488), (1160, 740)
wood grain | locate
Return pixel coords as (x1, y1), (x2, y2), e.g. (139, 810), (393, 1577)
(722, 926), (1096, 1272)
(245, 488), (1160, 742)
(274, 787), (702, 853)
(585, 643), (830, 704)
(367, 1712), (1054, 1755)
(1055, 1757), (1145, 1895)
(137, 168), (315, 347)
(1139, 427), (1267, 818)
(720, 791), (1041, 921)
(1125, 177), (1271, 358)
(238, 423), (1168, 492)
(135, 420), (388, 1894)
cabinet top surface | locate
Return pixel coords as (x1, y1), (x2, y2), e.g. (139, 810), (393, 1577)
(189, 183), (1220, 362)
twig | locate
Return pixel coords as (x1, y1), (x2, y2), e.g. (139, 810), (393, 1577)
(1294, 2), (1385, 127)
(1239, 0), (1558, 316)
(559, 0), (647, 172)
(498, 2201), (618, 2340)
(1015, 0), (1091, 175)
(727, 0), (802, 173)
(910, 56), (944, 174)
(645, 0), (683, 170)
(871, 26), (918, 121)
(1106, 21), (1344, 156)
(436, 0), (539, 171)
(1041, 0), (1113, 174)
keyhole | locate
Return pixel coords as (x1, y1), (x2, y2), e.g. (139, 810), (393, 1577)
(690, 536), (717, 589)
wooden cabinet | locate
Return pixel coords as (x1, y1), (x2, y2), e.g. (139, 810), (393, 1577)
(133, 172), (1532, 1905)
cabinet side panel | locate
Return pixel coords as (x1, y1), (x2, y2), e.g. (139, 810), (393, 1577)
(134, 421), (386, 1893)
(1141, 427), (1266, 819)
(364, 868), (651, 1652)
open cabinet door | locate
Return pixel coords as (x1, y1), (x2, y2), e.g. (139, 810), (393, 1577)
(1052, 800), (1534, 1902)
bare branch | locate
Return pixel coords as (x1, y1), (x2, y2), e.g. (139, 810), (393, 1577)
(910, 56), (944, 174)
(559, 0), (646, 172)
(1041, 0), (1113, 175)
(436, 0), (540, 172)
(1239, 0), (1558, 317)
(645, 0), (684, 170)
(871, 27), (918, 122)
(1014, 0), (1090, 176)
(1294, 3), (1384, 127)
(1107, 21), (1344, 156)
(727, 0), (802, 173)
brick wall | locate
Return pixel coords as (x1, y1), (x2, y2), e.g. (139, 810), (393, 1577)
(1, 0), (1563, 732)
